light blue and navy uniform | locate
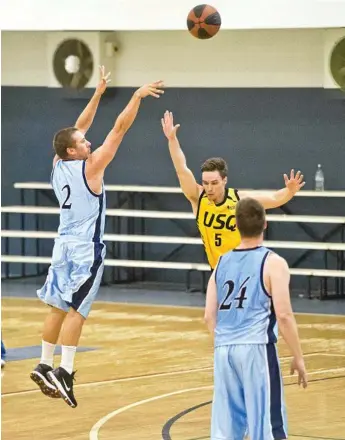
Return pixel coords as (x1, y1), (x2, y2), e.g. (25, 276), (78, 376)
(37, 160), (106, 318)
(211, 246), (287, 440)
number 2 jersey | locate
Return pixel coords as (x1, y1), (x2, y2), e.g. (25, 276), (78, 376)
(196, 188), (241, 269)
(51, 160), (106, 243)
(214, 246), (278, 347)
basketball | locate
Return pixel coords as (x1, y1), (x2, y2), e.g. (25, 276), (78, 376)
(187, 4), (221, 39)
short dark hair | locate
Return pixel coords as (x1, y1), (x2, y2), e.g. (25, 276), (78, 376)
(236, 198), (266, 238)
(53, 127), (78, 159)
(201, 157), (228, 178)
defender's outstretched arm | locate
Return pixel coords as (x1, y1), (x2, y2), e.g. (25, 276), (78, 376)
(161, 111), (201, 206)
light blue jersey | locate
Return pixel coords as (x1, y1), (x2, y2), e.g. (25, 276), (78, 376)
(211, 246), (287, 440)
(51, 160), (106, 242)
(37, 159), (106, 319)
(215, 246), (277, 347)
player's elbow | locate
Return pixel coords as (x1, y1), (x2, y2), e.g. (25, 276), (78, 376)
(112, 124), (126, 138)
(204, 311), (211, 324)
(204, 311), (215, 325)
(204, 314), (216, 335)
(262, 198), (280, 210)
(276, 310), (294, 323)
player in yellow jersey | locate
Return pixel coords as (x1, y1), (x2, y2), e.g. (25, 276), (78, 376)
(161, 111), (305, 269)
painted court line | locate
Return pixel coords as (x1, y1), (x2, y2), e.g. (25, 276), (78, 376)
(3, 359), (345, 399)
(3, 296), (345, 318)
(89, 385), (213, 440)
(2, 366), (213, 398)
(89, 367), (345, 440)
(305, 367), (345, 375)
(318, 353), (345, 358)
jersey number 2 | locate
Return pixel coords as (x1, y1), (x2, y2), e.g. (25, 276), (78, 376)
(62, 185), (72, 209)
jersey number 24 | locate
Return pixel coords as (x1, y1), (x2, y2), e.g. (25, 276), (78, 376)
(219, 276), (250, 310)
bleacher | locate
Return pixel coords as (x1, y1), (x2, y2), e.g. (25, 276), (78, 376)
(1, 182), (345, 299)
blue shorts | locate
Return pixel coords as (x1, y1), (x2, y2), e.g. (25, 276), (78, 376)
(1, 340), (6, 358)
(37, 238), (106, 319)
(211, 344), (287, 440)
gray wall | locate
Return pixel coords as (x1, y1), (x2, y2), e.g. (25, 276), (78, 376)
(2, 86), (345, 287)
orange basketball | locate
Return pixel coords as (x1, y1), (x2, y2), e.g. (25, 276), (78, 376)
(187, 4), (221, 39)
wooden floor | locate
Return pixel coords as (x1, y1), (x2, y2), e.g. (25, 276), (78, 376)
(1, 297), (345, 440)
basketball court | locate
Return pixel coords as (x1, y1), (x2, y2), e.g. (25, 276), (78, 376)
(2, 288), (345, 440)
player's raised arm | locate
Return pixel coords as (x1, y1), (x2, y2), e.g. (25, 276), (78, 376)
(87, 81), (164, 176)
(75, 65), (111, 134)
(238, 170), (305, 209)
(267, 253), (308, 388)
(53, 66), (111, 166)
(161, 111), (202, 205)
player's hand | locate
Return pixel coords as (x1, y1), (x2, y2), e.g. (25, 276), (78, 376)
(161, 111), (180, 140)
(136, 81), (165, 99)
(290, 357), (308, 388)
(95, 65), (111, 96)
(284, 169), (305, 194)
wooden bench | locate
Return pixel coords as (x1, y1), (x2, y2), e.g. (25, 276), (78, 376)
(2, 229), (345, 251)
(13, 182), (345, 198)
(2, 254), (344, 299)
(2, 206), (344, 298)
(2, 205), (345, 224)
(10, 183), (345, 273)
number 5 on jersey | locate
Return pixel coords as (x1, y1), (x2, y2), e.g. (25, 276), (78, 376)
(215, 233), (222, 247)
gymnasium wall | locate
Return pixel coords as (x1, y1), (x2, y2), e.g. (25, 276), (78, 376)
(2, 30), (325, 87)
(1, 30), (345, 285)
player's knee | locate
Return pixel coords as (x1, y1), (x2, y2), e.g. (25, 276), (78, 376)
(69, 307), (86, 322)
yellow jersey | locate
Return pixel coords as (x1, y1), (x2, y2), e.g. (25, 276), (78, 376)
(196, 188), (241, 269)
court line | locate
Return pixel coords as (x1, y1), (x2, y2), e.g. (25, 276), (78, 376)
(164, 399), (345, 440)
(290, 436), (345, 440)
(162, 400), (212, 440)
(89, 368), (345, 440)
(3, 296), (345, 317)
(3, 360), (345, 399)
(296, 368), (345, 376)
(0, 352), (327, 398)
(181, 433), (344, 440)
(89, 385), (213, 440)
(0, 353), (290, 398)
(2, 366), (213, 398)
(162, 395), (345, 440)
(185, 437), (208, 440)
(280, 353), (345, 360)
(2, 296), (205, 312)
(318, 353), (345, 357)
